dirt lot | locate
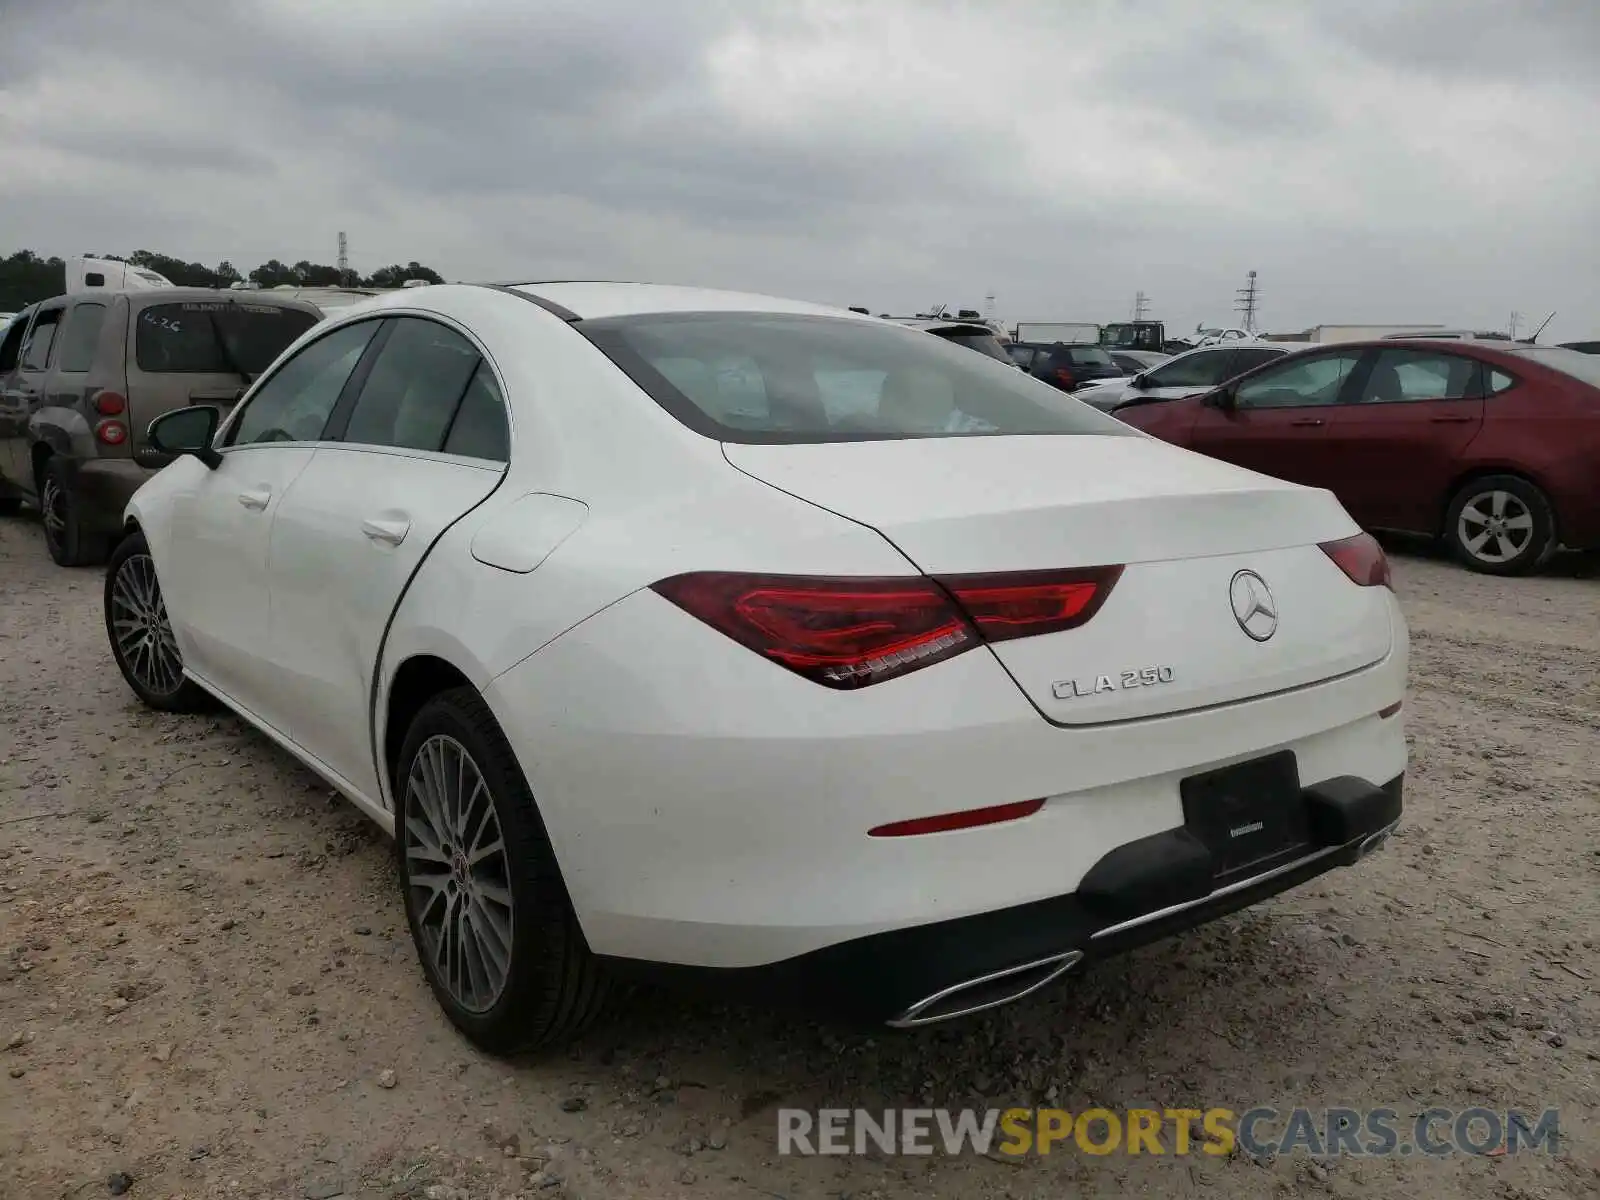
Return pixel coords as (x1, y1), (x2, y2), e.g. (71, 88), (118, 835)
(1, 514), (1596, 1200)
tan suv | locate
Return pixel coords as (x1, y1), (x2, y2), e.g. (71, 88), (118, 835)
(0, 289), (323, 564)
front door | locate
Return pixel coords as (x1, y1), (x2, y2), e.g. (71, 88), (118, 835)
(266, 317), (509, 802)
(1323, 347), (1486, 533)
(161, 318), (383, 724)
(1187, 349), (1365, 492)
(0, 304), (63, 488)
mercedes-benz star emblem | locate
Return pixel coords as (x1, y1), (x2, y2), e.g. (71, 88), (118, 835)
(1229, 570), (1278, 642)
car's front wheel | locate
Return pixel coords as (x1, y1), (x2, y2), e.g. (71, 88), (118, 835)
(396, 686), (609, 1054)
(104, 531), (212, 711)
(1443, 474), (1555, 576)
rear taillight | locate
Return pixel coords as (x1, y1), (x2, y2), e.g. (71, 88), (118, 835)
(869, 798), (1045, 838)
(651, 572), (976, 689)
(92, 390), (127, 416)
(94, 419), (128, 446)
(936, 566), (1124, 642)
(651, 565), (1124, 689)
(1054, 367), (1076, 388)
(1320, 533), (1392, 589)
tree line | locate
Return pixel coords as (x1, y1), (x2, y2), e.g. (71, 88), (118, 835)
(0, 249), (446, 312)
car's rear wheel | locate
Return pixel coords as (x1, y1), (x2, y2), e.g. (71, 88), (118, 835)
(396, 686), (609, 1054)
(41, 458), (111, 567)
(1443, 474), (1555, 576)
(104, 531), (212, 711)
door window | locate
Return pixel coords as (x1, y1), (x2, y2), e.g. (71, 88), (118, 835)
(227, 319), (380, 446)
(1234, 353), (1361, 410)
(1144, 348), (1237, 389)
(340, 318), (483, 452)
(441, 362), (510, 462)
(56, 303), (109, 373)
(0, 312), (30, 372)
(1228, 346), (1286, 375)
(1356, 349), (1482, 404)
(19, 309), (64, 371)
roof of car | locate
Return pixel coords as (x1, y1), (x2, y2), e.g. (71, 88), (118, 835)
(499, 281), (860, 322)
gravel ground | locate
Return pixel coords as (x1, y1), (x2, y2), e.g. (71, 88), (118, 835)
(1, 513), (1596, 1200)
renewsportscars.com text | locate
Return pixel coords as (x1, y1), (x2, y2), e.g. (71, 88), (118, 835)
(777, 1106), (1561, 1158)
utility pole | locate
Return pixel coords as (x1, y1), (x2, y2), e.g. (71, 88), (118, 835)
(1133, 291), (1150, 321)
(1234, 270), (1260, 332)
(1508, 311), (1522, 339)
(337, 231), (350, 284)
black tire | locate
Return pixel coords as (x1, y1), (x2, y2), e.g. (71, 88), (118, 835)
(103, 531), (212, 712)
(40, 457), (112, 567)
(395, 686), (610, 1054)
(1442, 474), (1555, 576)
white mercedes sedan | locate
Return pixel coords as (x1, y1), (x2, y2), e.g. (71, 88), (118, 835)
(105, 282), (1408, 1053)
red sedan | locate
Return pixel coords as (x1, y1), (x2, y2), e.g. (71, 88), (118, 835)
(1114, 340), (1600, 574)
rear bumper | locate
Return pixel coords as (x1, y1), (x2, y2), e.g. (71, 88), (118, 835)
(71, 458), (153, 534)
(606, 773), (1403, 1026)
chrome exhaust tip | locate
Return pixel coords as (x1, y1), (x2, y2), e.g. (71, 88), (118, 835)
(887, 950), (1084, 1029)
(1357, 820), (1399, 860)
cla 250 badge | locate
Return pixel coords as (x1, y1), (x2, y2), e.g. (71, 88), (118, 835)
(1051, 665), (1175, 700)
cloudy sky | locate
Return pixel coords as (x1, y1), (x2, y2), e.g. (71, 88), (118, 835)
(3, 0), (1597, 340)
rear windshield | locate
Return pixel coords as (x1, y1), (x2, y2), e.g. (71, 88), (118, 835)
(1061, 346), (1114, 366)
(1508, 346), (1600, 390)
(579, 312), (1133, 443)
(136, 301), (318, 375)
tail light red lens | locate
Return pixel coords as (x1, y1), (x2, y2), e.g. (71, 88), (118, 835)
(1054, 367), (1075, 388)
(869, 798), (1045, 838)
(651, 572), (976, 689)
(94, 419), (128, 446)
(936, 566), (1124, 642)
(92, 390), (127, 416)
(1320, 533), (1392, 589)
(652, 565), (1124, 689)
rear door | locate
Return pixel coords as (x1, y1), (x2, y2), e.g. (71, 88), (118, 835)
(1324, 347), (1485, 533)
(1187, 349), (1364, 492)
(266, 315), (509, 803)
(46, 298), (111, 424)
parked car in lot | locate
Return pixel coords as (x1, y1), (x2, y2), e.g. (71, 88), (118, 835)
(1115, 340), (1600, 575)
(1008, 341), (1124, 392)
(1107, 349), (1169, 376)
(1076, 341), (1312, 411)
(105, 282), (1408, 1051)
(0, 288), (324, 563)
(888, 316), (1013, 363)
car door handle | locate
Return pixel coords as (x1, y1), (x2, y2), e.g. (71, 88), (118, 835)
(361, 516), (411, 546)
(237, 488), (272, 510)
(1289, 417), (1325, 427)
(1429, 414), (1475, 423)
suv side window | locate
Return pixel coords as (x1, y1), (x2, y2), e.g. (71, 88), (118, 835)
(1356, 349), (1482, 404)
(19, 308), (64, 372)
(1235, 352), (1361, 410)
(56, 303), (109, 374)
(1145, 348), (1236, 389)
(338, 317), (483, 452)
(0, 312), (31, 373)
(227, 320), (381, 447)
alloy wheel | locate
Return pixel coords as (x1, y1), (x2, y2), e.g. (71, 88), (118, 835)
(403, 734), (515, 1014)
(41, 474), (67, 549)
(109, 554), (185, 697)
(1457, 490), (1534, 565)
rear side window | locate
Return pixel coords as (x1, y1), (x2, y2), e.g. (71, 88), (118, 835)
(341, 318), (482, 452)
(1356, 349), (1481, 404)
(442, 363), (510, 461)
(581, 312), (1132, 443)
(20, 309), (63, 371)
(56, 303), (108, 373)
(136, 302), (318, 374)
(228, 319), (380, 446)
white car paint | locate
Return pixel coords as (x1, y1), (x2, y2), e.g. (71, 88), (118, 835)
(118, 281), (1407, 1032)
(1075, 340), (1318, 412)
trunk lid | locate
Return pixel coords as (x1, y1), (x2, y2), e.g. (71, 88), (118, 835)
(723, 435), (1393, 724)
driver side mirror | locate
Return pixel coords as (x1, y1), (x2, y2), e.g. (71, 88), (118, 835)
(1129, 372), (1148, 389)
(148, 406), (222, 469)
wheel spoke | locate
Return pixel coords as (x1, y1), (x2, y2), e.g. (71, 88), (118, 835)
(1504, 512), (1533, 533)
(1463, 528), (1490, 553)
(1490, 490), (1508, 518)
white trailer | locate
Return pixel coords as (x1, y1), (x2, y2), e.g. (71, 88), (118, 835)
(66, 256), (174, 292)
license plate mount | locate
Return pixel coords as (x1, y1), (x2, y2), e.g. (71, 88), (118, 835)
(1181, 750), (1309, 881)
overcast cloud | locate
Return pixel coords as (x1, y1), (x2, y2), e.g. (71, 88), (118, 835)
(2, 0), (1596, 339)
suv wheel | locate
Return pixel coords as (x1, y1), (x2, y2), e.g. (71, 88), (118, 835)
(104, 530), (211, 711)
(1443, 474), (1555, 576)
(396, 686), (610, 1054)
(41, 458), (112, 567)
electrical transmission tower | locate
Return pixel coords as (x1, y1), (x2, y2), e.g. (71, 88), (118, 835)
(337, 232), (349, 283)
(1133, 291), (1150, 321)
(1234, 270), (1260, 332)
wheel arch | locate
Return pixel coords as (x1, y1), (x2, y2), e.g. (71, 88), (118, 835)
(378, 644), (497, 811)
